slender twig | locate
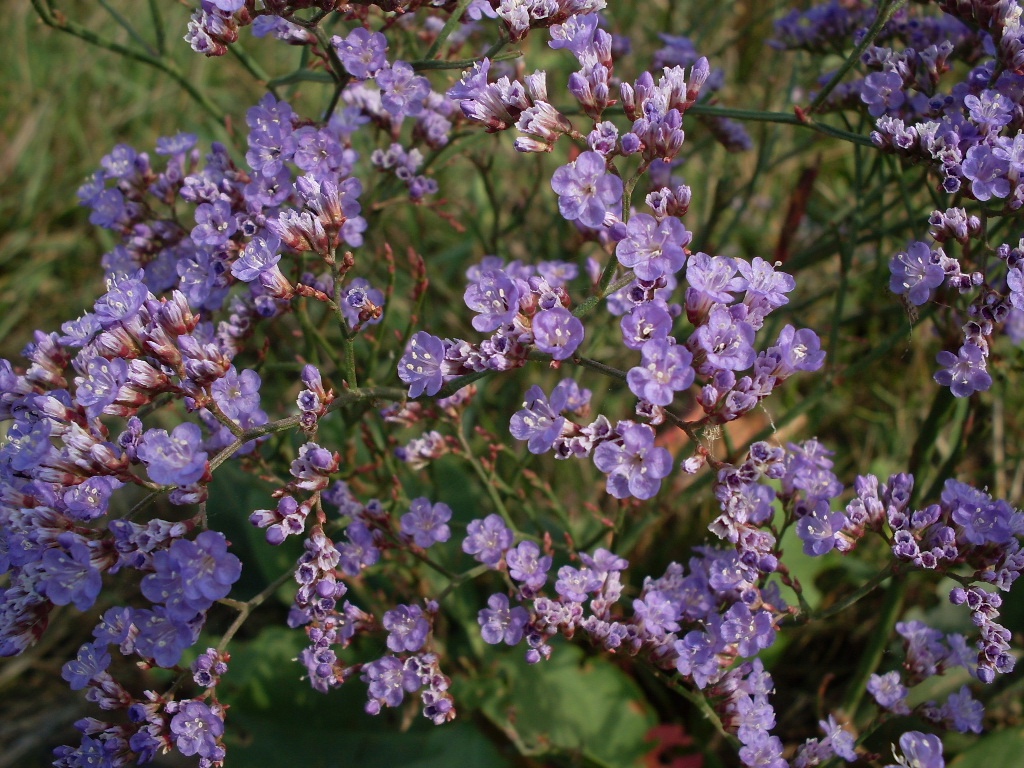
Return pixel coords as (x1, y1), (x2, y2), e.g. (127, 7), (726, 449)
(423, 0), (475, 60)
(30, 0), (226, 123)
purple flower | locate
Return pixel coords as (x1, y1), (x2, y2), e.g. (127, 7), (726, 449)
(685, 253), (746, 324)
(399, 498), (452, 548)
(867, 671), (910, 714)
(884, 732), (944, 768)
(376, 61), (430, 117)
(505, 540), (552, 592)
(964, 90), (1014, 132)
(61, 641), (112, 691)
(510, 384), (568, 454)
(383, 604), (430, 652)
(362, 656), (420, 711)
(942, 479), (1015, 546)
(721, 603), (776, 657)
(133, 607), (199, 667)
(554, 565), (601, 602)
(739, 257), (795, 323)
(333, 28), (388, 79)
(633, 590), (680, 636)
(934, 344), (992, 397)
(398, 332), (448, 398)
(796, 509), (851, 556)
(615, 213), (691, 280)
(462, 514), (513, 568)
(137, 422), (209, 487)
(532, 306), (584, 360)
(38, 537), (102, 611)
(142, 531), (241, 621)
(890, 241), (945, 306)
(693, 305), (756, 371)
(962, 144), (1011, 201)
(627, 338), (695, 406)
(191, 199), (238, 247)
(465, 269), (521, 332)
(169, 700), (224, 759)
(861, 70), (906, 117)
(939, 686), (983, 733)
(74, 355), (129, 419)
(63, 476), (123, 521)
(767, 325), (826, 378)
(93, 274), (149, 328)
(593, 421), (673, 500)
(621, 303), (673, 350)
(231, 234), (282, 282)
(478, 593), (530, 645)
(550, 150), (623, 228)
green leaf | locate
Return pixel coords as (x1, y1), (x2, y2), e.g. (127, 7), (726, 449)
(474, 642), (657, 767)
(222, 627), (513, 768)
(949, 727), (1024, 768)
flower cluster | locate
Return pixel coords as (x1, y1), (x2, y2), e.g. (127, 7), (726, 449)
(9, 1), (1024, 766)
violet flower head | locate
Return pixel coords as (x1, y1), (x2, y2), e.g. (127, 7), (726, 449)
(362, 656), (421, 713)
(867, 670), (911, 714)
(398, 332), (448, 398)
(796, 509), (851, 556)
(462, 514), (513, 567)
(136, 422), (209, 487)
(621, 302), (673, 350)
(962, 144), (1011, 201)
(593, 421), (673, 500)
(883, 731), (945, 768)
(616, 213), (691, 280)
(889, 241), (945, 306)
(506, 540), (552, 592)
(627, 338), (695, 406)
(376, 61), (430, 118)
(169, 699), (225, 760)
(693, 304), (757, 372)
(333, 28), (388, 79)
(861, 70), (906, 117)
(191, 199), (238, 247)
(399, 498), (452, 548)
(934, 344), (992, 397)
(685, 253), (746, 324)
(532, 306), (584, 360)
(38, 537), (103, 611)
(478, 593), (530, 645)
(383, 604), (430, 652)
(465, 269), (521, 332)
(61, 641), (112, 691)
(550, 150), (623, 228)
(510, 383), (568, 454)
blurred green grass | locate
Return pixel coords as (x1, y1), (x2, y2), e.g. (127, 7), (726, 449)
(0, 3), (266, 360)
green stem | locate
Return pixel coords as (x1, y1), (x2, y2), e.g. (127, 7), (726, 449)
(147, 0), (165, 55)
(31, 0), (225, 123)
(98, 0), (157, 57)
(808, 0), (908, 114)
(456, 422), (515, 530)
(207, 386), (408, 471)
(411, 49), (522, 71)
(218, 567), (297, 651)
(651, 668), (740, 750)
(686, 103), (874, 147)
(840, 571), (906, 717)
(229, 42), (279, 97)
(423, 0), (474, 60)
(572, 356), (628, 383)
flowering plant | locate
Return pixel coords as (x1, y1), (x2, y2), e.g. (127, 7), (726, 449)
(3, 1), (1023, 766)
